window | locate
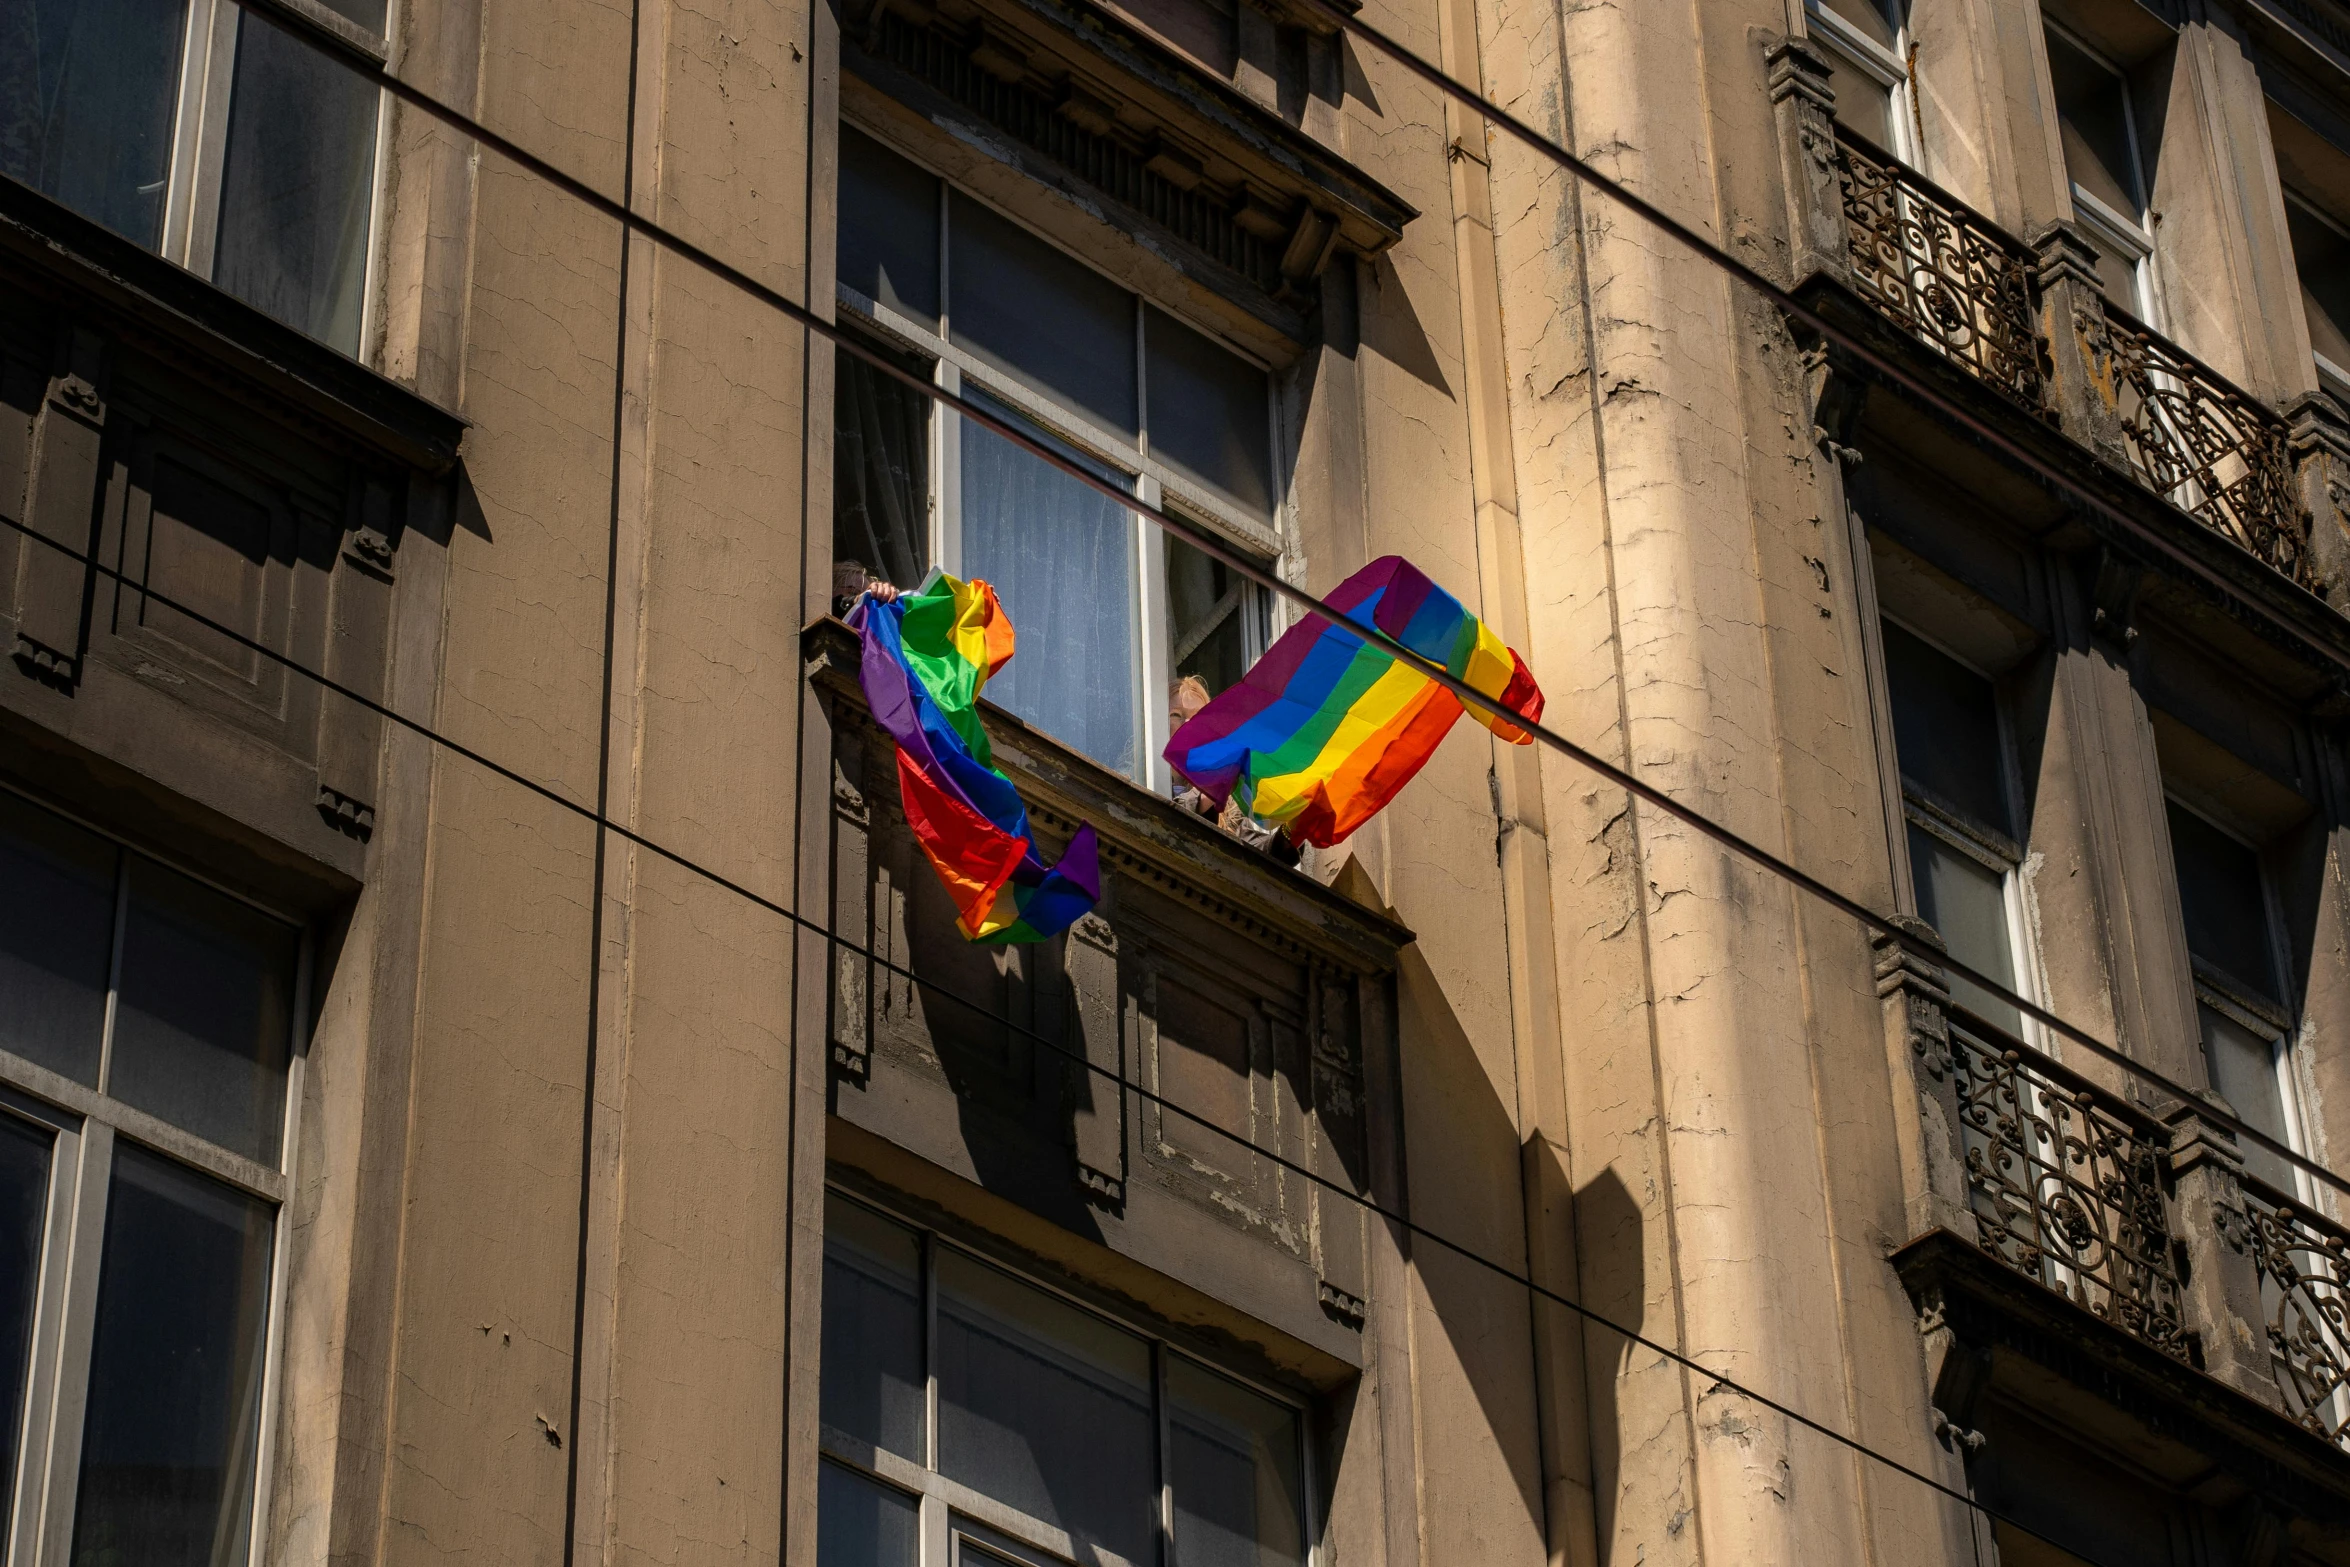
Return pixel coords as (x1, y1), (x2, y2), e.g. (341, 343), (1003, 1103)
(0, 787), (301, 1564)
(0, 0), (385, 350)
(1807, 0), (1913, 159)
(2042, 23), (2159, 321)
(2285, 194), (2350, 405)
(818, 1190), (1311, 1567)
(2167, 800), (2306, 1194)
(833, 127), (1277, 790)
(1881, 620), (2034, 1035)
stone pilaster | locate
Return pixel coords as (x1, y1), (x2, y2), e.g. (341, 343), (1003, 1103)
(1769, 40), (1851, 291)
(1875, 916), (1977, 1243)
(2168, 1097), (2286, 1410)
(2286, 390), (2350, 603)
(2032, 222), (2129, 468)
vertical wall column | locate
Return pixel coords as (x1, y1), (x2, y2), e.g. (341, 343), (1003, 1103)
(2168, 1102), (2287, 1410)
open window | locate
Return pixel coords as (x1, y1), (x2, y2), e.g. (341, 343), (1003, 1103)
(1807, 0), (1914, 159)
(2042, 20), (2161, 322)
(832, 127), (1277, 794)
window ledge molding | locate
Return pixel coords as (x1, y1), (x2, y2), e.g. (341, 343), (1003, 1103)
(0, 176), (465, 475)
(844, 0), (1415, 322)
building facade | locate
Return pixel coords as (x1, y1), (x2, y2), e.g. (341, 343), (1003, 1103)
(5, 0), (2350, 1561)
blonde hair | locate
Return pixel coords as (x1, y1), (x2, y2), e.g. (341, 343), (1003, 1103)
(1170, 675), (1211, 709)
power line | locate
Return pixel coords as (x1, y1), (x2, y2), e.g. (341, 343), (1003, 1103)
(0, 511), (2111, 1567)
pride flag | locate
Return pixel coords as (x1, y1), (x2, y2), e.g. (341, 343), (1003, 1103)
(851, 572), (1100, 943)
(1165, 555), (1543, 848)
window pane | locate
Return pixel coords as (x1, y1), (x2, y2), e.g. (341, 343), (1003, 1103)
(1815, 34), (1896, 151)
(936, 1249), (1156, 1567)
(950, 193), (1138, 435)
(0, 792), (116, 1085)
(960, 393), (1139, 777)
(817, 1460), (919, 1567)
(833, 334), (933, 599)
(1882, 621), (2011, 836)
(1145, 310), (1273, 517)
(2286, 202), (2350, 371)
(0, 1111), (54, 1532)
(2167, 803), (2280, 1002)
(111, 859), (297, 1163)
(1909, 823), (2021, 1035)
(839, 128), (940, 325)
(2045, 28), (2142, 218)
(210, 10), (379, 351)
(1816, 0), (1900, 50)
(72, 1144), (273, 1567)
(820, 1195), (926, 1465)
(0, 0), (187, 247)
(1166, 531), (1261, 699)
(1168, 1358), (1304, 1567)
(2201, 1004), (2294, 1193)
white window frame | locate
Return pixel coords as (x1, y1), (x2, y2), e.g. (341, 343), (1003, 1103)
(1805, 0), (1918, 162)
(818, 1186), (1320, 1567)
(835, 135), (1283, 797)
(0, 786), (306, 1567)
(2045, 19), (2165, 328)
(151, 0), (393, 348)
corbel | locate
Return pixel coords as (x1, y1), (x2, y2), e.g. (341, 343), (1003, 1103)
(2082, 540), (2146, 650)
(1765, 39), (1850, 290)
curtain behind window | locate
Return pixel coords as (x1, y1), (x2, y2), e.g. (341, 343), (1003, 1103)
(832, 339), (932, 594)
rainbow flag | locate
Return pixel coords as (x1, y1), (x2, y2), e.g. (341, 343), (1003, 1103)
(851, 572), (1100, 943)
(1165, 555), (1543, 848)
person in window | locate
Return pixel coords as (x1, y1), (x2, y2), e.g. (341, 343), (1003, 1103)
(1170, 676), (1301, 868)
(833, 560), (904, 620)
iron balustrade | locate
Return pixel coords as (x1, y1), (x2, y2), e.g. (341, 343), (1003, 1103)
(1947, 1008), (2189, 1360)
(1832, 127), (2045, 413)
(2241, 1174), (2350, 1446)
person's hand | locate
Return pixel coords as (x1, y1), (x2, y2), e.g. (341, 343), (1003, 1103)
(866, 580), (901, 604)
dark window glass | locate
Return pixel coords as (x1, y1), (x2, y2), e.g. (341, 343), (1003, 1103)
(110, 860), (298, 1163)
(1881, 622), (2011, 836)
(0, 0), (187, 248)
(819, 1195), (926, 1465)
(1815, 34), (1896, 151)
(1166, 532), (1262, 698)
(0, 793), (116, 1085)
(2045, 28), (2142, 219)
(950, 193), (1138, 436)
(2202, 1003), (2294, 1192)
(2168, 802), (2280, 1001)
(1146, 310), (1272, 517)
(832, 334), (933, 598)
(839, 128), (940, 326)
(816, 1460), (919, 1567)
(1168, 1358), (1304, 1567)
(1817, 0), (1901, 49)
(936, 1249), (1156, 1567)
(71, 1145), (273, 1567)
(1908, 823), (2021, 1035)
(211, 11), (379, 351)
(2286, 201), (2350, 371)
(0, 1111), (53, 1531)
(960, 392), (1139, 776)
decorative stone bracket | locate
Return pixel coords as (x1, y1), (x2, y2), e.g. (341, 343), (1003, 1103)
(2167, 1096), (2286, 1409)
(1873, 916), (1977, 1245)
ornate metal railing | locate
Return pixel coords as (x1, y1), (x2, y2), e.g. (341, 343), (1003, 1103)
(1949, 1013), (2188, 1359)
(1833, 128), (2045, 412)
(2103, 308), (2321, 593)
(2242, 1176), (2350, 1445)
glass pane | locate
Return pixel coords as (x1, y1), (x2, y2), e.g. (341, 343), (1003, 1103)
(936, 1249), (1156, 1567)
(1909, 823), (2021, 1035)
(1166, 532), (1261, 700)
(820, 1195), (926, 1465)
(1815, 34), (1896, 151)
(1168, 1358), (1304, 1567)
(2201, 1004), (2295, 1193)
(1816, 0), (1901, 49)
(111, 859), (298, 1163)
(2045, 28), (2142, 218)
(1881, 621), (2011, 836)
(0, 792), (116, 1085)
(959, 392), (1139, 777)
(1145, 310), (1272, 517)
(72, 1144), (273, 1567)
(2167, 803), (2280, 1002)
(839, 127), (940, 325)
(0, 1111), (54, 1532)
(949, 193), (1138, 435)
(817, 1460), (920, 1567)
(833, 334), (934, 602)
(0, 0), (187, 247)
(210, 10), (379, 351)
(2286, 202), (2350, 371)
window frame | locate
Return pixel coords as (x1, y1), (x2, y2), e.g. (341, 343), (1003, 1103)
(1805, 0), (1918, 162)
(2283, 188), (2350, 407)
(834, 126), (1285, 796)
(0, 784), (307, 1567)
(2042, 19), (2164, 327)
(818, 1184), (1320, 1567)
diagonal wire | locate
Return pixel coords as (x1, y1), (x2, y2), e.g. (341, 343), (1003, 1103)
(174, 0), (2350, 1206)
(0, 511), (2124, 1567)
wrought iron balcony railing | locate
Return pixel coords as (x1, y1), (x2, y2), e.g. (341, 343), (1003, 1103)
(1833, 129), (2045, 412)
(2241, 1176), (2350, 1446)
(1949, 1011), (2189, 1360)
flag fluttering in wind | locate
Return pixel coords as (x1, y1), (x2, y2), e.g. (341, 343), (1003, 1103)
(851, 573), (1099, 943)
(1165, 555), (1544, 848)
